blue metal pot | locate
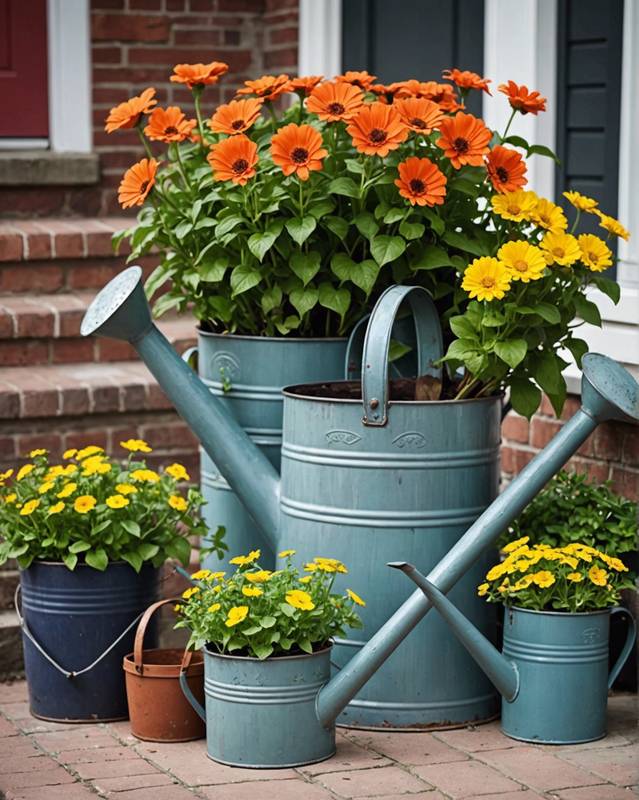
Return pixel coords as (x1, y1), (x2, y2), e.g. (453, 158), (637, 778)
(193, 332), (348, 570)
(181, 645), (335, 768)
(18, 561), (158, 722)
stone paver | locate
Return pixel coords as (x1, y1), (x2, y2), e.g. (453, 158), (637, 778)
(0, 681), (636, 800)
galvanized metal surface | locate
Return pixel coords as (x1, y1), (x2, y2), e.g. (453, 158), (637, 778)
(181, 647), (335, 768)
(20, 562), (157, 722)
(197, 331), (347, 570)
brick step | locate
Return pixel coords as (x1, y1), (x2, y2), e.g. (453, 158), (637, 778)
(0, 570), (19, 612)
(0, 291), (196, 365)
(0, 610), (22, 680)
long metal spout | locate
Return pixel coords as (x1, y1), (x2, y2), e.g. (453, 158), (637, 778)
(81, 267), (280, 548)
(389, 562), (518, 701)
(316, 354), (639, 727)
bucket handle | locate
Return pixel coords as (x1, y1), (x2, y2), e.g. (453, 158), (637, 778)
(182, 345), (198, 371)
(133, 597), (195, 675)
(608, 606), (637, 689)
(360, 285), (443, 426)
(179, 652), (206, 722)
(14, 584), (145, 680)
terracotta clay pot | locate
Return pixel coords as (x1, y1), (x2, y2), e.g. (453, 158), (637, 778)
(123, 598), (205, 742)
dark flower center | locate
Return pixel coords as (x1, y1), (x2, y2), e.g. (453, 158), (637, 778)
(409, 178), (425, 194)
(496, 166), (509, 183)
(231, 119), (245, 130)
(139, 180), (149, 193)
(232, 158), (249, 173)
(453, 137), (469, 154)
(291, 147), (309, 164)
(328, 102), (345, 115)
(369, 128), (387, 144)
(164, 126), (178, 135)
(410, 117), (426, 129)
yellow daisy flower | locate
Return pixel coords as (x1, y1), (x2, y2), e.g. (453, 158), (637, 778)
(563, 190), (598, 212)
(491, 190), (538, 222)
(229, 550), (261, 566)
(461, 257), (512, 301)
(477, 582), (489, 597)
(314, 557), (348, 574)
(130, 469), (160, 483)
(0, 468), (14, 482)
(347, 588), (366, 607)
(245, 570), (272, 583)
(285, 589), (315, 611)
(19, 499), (40, 516)
(4, 493), (17, 504)
(513, 575), (534, 590)
(595, 211), (630, 241)
(29, 449), (47, 458)
(532, 198), (568, 233)
(588, 566), (608, 586)
(299, 576), (312, 584)
(208, 603), (221, 613)
(225, 605), (249, 627)
(191, 569), (212, 581)
(486, 563), (508, 581)
(599, 554), (627, 572)
(48, 501), (65, 515)
(242, 586), (263, 597)
(278, 549), (296, 558)
(57, 482), (77, 499)
(498, 241), (547, 283)
(182, 586), (200, 599)
(116, 483), (137, 495)
(168, 494), (188, 512)
(165, 463), (190, 481)
(577, 234), (613, 272)
(76, 446), (104, 460)
(37, 481), (54, 495)
(532, 570), (555, 588)
(74, 495), (97, 514)
(567, 572), (583, 582)
(120, 438), (153, 453)
(540, 231), (581, 266)
(106, 495), (129, 509)
(63, 448), (77, 459)
(17, 464), (35, 481)
(502, 536), (530, 554)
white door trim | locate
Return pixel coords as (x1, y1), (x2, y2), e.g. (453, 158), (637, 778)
(298, 0), (342, 78)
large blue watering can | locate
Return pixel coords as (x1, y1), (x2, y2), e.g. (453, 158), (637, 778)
(390, 563), (637, 744)
(81, 267), (639, 761)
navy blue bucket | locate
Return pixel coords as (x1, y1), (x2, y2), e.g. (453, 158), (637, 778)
(18, 561), (158, 722)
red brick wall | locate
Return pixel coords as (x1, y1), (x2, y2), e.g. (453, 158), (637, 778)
(502, 395), (639, 501)
(1, 0), (300, 219)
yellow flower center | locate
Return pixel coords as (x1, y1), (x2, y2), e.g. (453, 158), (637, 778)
(552, 247), (565, 257)
(513, 260), (529, 272)
(481, 276), (496, 288)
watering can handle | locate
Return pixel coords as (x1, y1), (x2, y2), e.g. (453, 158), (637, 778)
(182, 346), (198, 371)
(608, 606), (637, 690)
(133, 597), (188, 675)
(179, 653), (207, 722)
(361, 285), (443, 426)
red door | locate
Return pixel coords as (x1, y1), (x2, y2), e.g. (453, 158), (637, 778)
(0, 0), (48, 137)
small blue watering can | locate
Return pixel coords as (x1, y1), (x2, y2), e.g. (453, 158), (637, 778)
(390, 563), (637, 744)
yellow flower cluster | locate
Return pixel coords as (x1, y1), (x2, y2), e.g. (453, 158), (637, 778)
(304, 556), (348, 574)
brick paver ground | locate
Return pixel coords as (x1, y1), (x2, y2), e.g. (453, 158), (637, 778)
(0, 681), (636, 800)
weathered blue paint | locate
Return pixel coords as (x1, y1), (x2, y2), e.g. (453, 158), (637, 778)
(399, 571), (637, 744)
(82, 269), (639, 750)
(196, 331), (347, 570)
(180, 647), (335, 767)
(19, 561), (157, 721)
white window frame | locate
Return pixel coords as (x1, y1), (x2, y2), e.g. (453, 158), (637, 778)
(299, 0), (342, 79)
(0, 0), (91, 152)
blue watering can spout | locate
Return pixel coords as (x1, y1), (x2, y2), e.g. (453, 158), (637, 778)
(80, 266), (281, 548)
(388, 562), (519, 702)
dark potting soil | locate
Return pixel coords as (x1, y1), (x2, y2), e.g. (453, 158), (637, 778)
(287, 377), (466, 402)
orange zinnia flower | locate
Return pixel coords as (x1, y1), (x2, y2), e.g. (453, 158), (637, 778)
(270, 123), (328, 181)
(306, 81), (364, 122)
(394, 97), (444, 134)
(104, 87), (156, 133)
(289, 75), (324, 94)
(336, 70), (377, 90)
(346, 102), (408, 157)
(118, 158), (158, 209)
(498, 81), (547, 115)
(436, 112), (492, 169)
(486, 145), (528, 193)
(210, 98), (263, 135)
(443, 68), (492, 95)
(395, 157), (447, 207)
(207, 135), (258, 186)
(237, 74), (291, 102)
(395, 80), (461, 112)
(170, 61), (229, 89)
(144, 106), (196, 143)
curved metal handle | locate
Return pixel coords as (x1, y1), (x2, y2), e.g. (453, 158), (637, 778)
(179, 659), (206, 722)
(608, 606), (637, 689)
(361, 286), (443, 426)
(182, 345), (198, 371)
(133, 598), (180, 674)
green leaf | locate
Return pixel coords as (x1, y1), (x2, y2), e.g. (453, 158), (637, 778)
(528, 143), (560, 163)
(121, 551), (143, 572)
(285, 215), (317, 246)
(261, 285), (282, 314)
(280, 602), (295, 617)
(399, 220), (425, 240)
(166, 536), (191, 566)
(242, 626), (262, 636)
(495, 338), (528, 369)
(371, 235), (406, 267)
(330, 253), (356, 282)
(253, 643), (274, 659)
(533, 351), (563, 394)
(290, 251), (321, 286)
(215, 214), (244, 237)
(69, 540), (91, 554)
(85, 548), (108, 571)
(574, 294), (602, 326)
(324, 216), (349, 239)
(421, 207), (445, 236)
(482, 308), (506, 327)
(383, 208), (406, 224)
(345, 158), (365, 174)
(502, 134), (529, 150)
(121, 520), (140, 537)
(442, 230), (487, 257)
(444, 338), (481, 363)
(248, 230), (278, 262)
(389, 339), (412, 362)
(275, 315), (301, 334)
(351, 260), (381, 296)
(318, 282), (351, 320)
(260, 616), (276, 628)
(329, 177), (360, 198)
(308, 199), (336, 219)
(510, 377), (542, 419)
(565, 337), (588, 367)
(199, 257), (226, 283)
(594, 276), (621, 304)
(449, 315), (478, 340)
(230, 264), (261, 296)
(412, 245), (453, 270)
(354, 212), (379, 241)
(520, 303), (561, 324)
(137, 542), (160, 561)
(289, 285), (319, 317)
(546, 374), (567, 417)
(298, 637), (313, 654)
(62, 553), (78, 571)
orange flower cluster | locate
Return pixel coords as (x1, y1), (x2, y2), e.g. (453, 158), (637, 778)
(107, 60), (545, 207)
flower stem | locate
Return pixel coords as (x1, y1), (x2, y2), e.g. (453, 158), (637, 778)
(501, 108), (517, 141)
(193, 90), (207, 149)
(137, 126), (154, 161)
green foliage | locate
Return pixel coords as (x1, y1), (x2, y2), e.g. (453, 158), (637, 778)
(0, 444), (213, 571)
(175, 550), (364, 659)
(508, 470), (637, 554)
